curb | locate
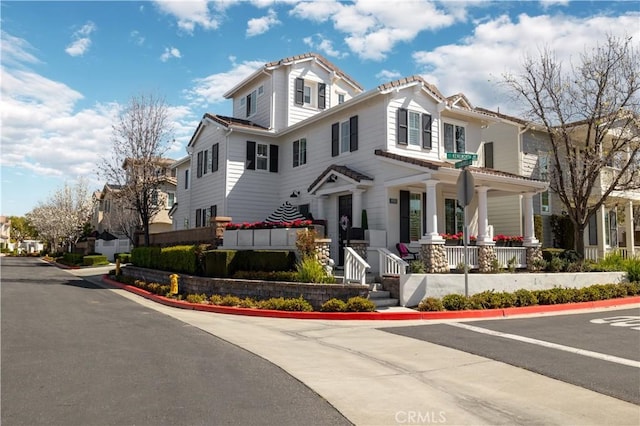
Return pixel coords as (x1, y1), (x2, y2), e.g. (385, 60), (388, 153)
(101, 275), (640, 321)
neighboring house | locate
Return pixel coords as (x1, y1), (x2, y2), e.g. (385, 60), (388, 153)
(480, 108), (639, 259)
(0, 216), (10, 249)
(173, 52), (547, 266)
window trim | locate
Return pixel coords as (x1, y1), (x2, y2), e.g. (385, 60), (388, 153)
(293, 138), (307, 168)
(443, 122), (466, 154)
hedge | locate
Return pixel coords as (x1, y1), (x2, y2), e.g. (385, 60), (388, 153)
(83, 255), (109, 266)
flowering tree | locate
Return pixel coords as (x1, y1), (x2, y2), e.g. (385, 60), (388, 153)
(503, 35), (640, 256)
(27, 179), (93, 252)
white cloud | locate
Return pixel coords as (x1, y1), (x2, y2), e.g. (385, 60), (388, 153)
(130, 30), (145, 46)
(152, 0), (224, 33)
(375, 69), (402, 82)
(65, 21), (96, 57)
(246, 8), (281, 37)
(185, 57), (265, 108)
(1, 30), (41, 66)
(302, 34), (347, 58)
(160, 46), (182, 62)
(412, 12), (640, 114)
(539, 0), (569, 10)
(291, 0), (460, 61)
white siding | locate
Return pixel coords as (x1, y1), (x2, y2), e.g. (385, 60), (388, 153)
(481, 122), (520, 174)
(232, 74), (271, 128)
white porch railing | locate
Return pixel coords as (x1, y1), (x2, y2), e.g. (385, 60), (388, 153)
(584, 247), (598, 261)
(445, 246), (527, 269)
(378, 248), (409, 275)
(343, 246), (371, 285)
(495, 247), (527, 268)
(445, 246), (479, 269)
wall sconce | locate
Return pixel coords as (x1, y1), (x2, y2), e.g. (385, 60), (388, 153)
(290, 190), (300, 198)
(327, 174), (337, 183)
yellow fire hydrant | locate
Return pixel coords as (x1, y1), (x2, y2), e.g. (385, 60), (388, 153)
(169, 274), (179, 295)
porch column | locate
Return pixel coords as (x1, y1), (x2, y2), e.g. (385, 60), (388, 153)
(597, 204), (607, 259)
(523, 192), (539, 245)
(476, 186), (492, 244)
(625, 201), (635, 257)
(351, 189), (364, 228)
(420, 180), (444, 243)
(316, 195), (327, 220)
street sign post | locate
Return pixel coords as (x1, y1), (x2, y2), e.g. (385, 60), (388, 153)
(454, 158), (473, 169)
(456, 170), (475, 297)
(447, 152), (478, 160)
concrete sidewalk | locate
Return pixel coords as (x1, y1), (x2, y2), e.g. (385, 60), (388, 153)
(75, 267), (640, 425)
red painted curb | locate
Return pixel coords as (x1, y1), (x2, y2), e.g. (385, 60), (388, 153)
(101, 275), (640, 321)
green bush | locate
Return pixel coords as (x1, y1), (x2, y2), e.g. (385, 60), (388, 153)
(258, 296), (313, 311)
(410, 260), (426, 273)
(160, 245), (198, 274)
(345, 296), (376, 312)
(442, 294), (470, 310)
(232, 270), (299, 282)
(205, 250), (237, 277)
(417, 297), (444, 311)
(233, 250), (297, 272)
(116, 253), (131, 263)
(626, 258), (640, 283)
(62, 252), (84, 265)
(296, 257), (334, 283)
(320, 298), (347, 312)
(542, 248), (565, 262)
(131, 246), (162, 269)
(513, 289), (538, 307)
(185, 293), (207, 304)
(218, 295), (242, 306)
(596, 251), (627, 271)
(547, 256), (565, 272)
(83, 255), (109, 266)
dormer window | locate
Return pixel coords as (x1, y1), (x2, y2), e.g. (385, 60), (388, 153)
(295, 77), (326, 110)
(246, 90), (257, 117)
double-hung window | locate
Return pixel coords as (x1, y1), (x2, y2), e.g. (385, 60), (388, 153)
(293, 138), (307, 167)
(295, 77), (326, 110)
(443, 123), (465, 153)
(331, 116), (358, 157)
(184, 169), (189, 189)
(246, 90), (257, 117)
(256, 143), (268, 170)
(539, 152), (550, 213)
(246, 141), (278, 173)
(397, 108), (432, 149)
(166, 192), (175, 209)
(445, 198), (464, 235)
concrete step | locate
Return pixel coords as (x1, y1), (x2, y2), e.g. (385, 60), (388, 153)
(371, 297), (400, 308)
(368, 290), (391, 299)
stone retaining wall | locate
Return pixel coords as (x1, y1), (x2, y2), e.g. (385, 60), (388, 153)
(121, 266), (368, 310)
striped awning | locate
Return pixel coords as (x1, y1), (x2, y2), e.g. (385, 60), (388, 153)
(265, 201), (305, 222)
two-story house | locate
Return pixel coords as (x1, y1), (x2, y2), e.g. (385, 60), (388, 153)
(172, 53), (548, 269)
(480, 108), (639, 259)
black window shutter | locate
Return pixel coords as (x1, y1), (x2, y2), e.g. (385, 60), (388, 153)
(331, 123), (339, 157)
(269, 144), (278, 173)
(422, 113), (432, 149)
(397, 108), (408, 145)
(349, 115), (358, 152)
(588, 214), (598, 245)
(245, 94), (251, 117)
(318, 83), (326, 110)
(484, 142), (494, 168)
(197, 151), (203, 177)
(295, 78), (304, 105)
(212, 143), (219, 172)
(399, 190), (410, 243)
(246, 141), (256, 170)
(195, 209), (201, 227)
(203, 150), (208, 174)
(293, 140), (299, 167)
(422, 192), (427, 236)
(210, 205), (217, 220)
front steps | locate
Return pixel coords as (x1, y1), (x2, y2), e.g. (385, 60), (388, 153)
(368, 282), (399, 308)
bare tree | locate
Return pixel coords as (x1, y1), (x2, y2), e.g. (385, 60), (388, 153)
(100, 187), (140, 246)
(27, 179), (93, 252)
(503, 35), (640, 256)
(99, 93), (174, 246)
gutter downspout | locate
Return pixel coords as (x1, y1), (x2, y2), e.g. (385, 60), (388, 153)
(224, 128), (233, 217)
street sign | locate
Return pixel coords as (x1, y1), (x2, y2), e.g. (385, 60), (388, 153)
(457, 169), (475, 207)
(447, 152), (478, 160)
(454, 158), (473, 169)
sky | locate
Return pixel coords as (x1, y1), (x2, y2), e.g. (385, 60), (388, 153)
(1, 0), (639, 217)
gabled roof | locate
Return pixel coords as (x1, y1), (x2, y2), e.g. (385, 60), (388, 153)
(224, 52), (363, 99)
(307, 164), (374, 194)
(187, 113), (270, 148)
(377, 75), (447, 103)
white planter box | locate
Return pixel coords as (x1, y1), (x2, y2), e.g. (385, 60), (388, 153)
(270, 228), (290, 246)
(223, 229), (238, 247)
(237, 229), (254, 246)
(254, 229), (271, 246)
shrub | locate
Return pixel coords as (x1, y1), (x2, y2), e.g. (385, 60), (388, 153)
(209, 294), (224, 305)
(116, 253), (131, 263)
(62, 252), (84, 266)
(489, 258), (502, 273)
(238, 297), (257, 308)
(295, 228), (318, 258)
(561, 250), (582, 263)
(417, 297), (444, 312)
(409, 260), (425, 273)
(160, 245), (198, 274)
(622, 282), (640, 296)
(320, 298), (347, 312)
(547, 256), (565, 272)
(185, 293), (207, 304)
(259, 296), (313, 312)
(218, 295), (242, 306)
(542, 248), (565, 262)
(131, 246), (161, 269)
(296, 256), (333, 283)
(345, 296), (376, 312)
(626, 258), (640, 283)
(205, 250), (237, 277)
(83, 255), (109, 266)
(596, 251), (627, 272)
(513, 289), (538, 307)
(442, 294), (470, 311)
(455, 262), (467, 274)
(232, 270), (299, 282)
(507, 256), (517, 273)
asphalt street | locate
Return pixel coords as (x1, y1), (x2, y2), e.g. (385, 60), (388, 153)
(383, 308), (640, 404)
(1, 257), (350, 426)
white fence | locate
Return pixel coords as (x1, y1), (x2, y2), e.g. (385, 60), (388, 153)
(95, 238), (131, 261)
(378, 248), (408, 275)
(343, 247), (370, 285)
(445, 246), (527, 269)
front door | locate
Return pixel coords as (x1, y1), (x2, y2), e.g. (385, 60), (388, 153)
(338, 194), (352, 266)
